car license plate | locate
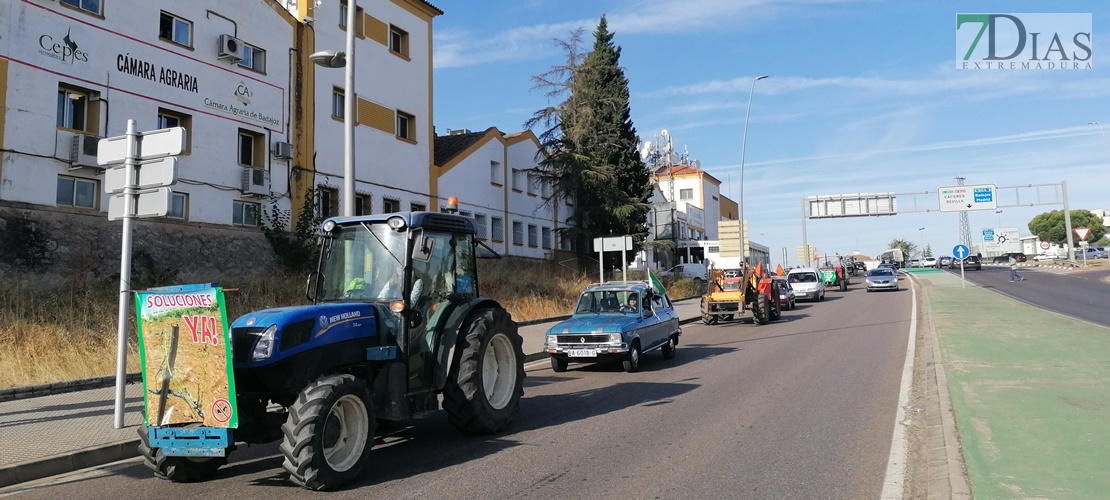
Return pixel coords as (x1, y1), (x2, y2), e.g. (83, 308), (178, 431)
(568, 349), (596, 357)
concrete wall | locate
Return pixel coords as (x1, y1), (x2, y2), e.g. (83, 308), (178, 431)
(0, 202), (277, 284)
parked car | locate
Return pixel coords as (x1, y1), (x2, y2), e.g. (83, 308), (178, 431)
(938, 256), (953, 268)
(991, 252), (1027, 264)
(1033, 253), (1063, 262)
(545, 281), (681, 373)
(865, 268), (899, 292)
(659, 263), (708, 283)
(922, 257), (938, 267)
(772, 277), (796, 310)
(786, 267), (826, 302)
(1075, 247), (1108, 259)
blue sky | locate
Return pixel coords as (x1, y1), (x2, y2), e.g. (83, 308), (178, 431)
(431, 1), (1109, 263)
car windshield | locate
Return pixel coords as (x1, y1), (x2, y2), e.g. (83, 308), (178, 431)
(574, 290), (642, 315)
(868, 269), (894, 277)
(788, 272), (818, 283)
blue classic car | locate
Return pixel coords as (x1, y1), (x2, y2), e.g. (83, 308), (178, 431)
(545, 282), (681, 373)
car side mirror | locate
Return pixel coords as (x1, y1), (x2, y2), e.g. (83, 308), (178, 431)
(643, 308), (654, 317)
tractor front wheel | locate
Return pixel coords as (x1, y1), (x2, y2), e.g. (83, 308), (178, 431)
(443, 308), (525, 435)
(751, 294), (768, 326)
(281, 374), (375, 491)
(138, 424), (229, 483)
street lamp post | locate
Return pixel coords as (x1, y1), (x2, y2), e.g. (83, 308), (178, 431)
(739, 75), (768, 265)
(995, 209), (1003, 227)
(1089, 122), (1110, 158)
(310, 1), (357, 216)
(918, 227), (925, 260)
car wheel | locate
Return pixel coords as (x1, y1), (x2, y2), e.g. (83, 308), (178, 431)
(550, 356), (567, 373)
(661, 336), (676, 360)
(622, 340), (641, 373)
(819, 291), (825, 301)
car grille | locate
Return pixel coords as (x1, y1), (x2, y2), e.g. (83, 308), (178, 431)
(555, 334), (610, 344)
(232, 327), (266, 362)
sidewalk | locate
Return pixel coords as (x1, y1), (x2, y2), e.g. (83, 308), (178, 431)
(0, 298), (705, 488)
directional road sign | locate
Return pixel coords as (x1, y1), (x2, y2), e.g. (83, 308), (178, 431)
(938, 184), (997, 212)
(97, 127), (186, 166)
(107, 187), (172, 221)
(594, 236), (633, 252)
(953, 244), (970, 260)
(104, 157), (178, 194)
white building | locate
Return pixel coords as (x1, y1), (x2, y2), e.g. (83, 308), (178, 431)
(1, 0), (297, 225)
(432, 127), (570, 259)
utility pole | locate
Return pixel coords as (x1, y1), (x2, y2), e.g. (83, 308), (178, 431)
(956, 176), (973, 249)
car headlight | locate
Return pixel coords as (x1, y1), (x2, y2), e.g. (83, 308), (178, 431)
(608, 333), (622, 344)
(250, 325), (278, 361)
(545, 335), (558, 348)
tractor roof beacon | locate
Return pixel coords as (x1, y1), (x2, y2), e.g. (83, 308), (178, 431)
(138, 197), (526, 491)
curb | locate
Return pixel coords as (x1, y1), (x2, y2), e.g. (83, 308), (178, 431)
(0, 439), (139, 489)
(0, 374), (142, 403)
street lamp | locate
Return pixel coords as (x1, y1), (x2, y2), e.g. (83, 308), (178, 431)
(1089, 122), (1110, 158)
(739, 75), (768, 265)
(995, 209), (1003, 227)
(310, 0), (357, 216)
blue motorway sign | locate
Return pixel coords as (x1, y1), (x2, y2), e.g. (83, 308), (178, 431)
(982, 229), (994, 241)
(953, 244), (970, 260)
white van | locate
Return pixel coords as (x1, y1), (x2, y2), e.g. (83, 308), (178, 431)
(786, 267), (826, 302)
(659, 263), (708, 282)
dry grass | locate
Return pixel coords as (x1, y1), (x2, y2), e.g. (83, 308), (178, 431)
(0, 258), (702, 388)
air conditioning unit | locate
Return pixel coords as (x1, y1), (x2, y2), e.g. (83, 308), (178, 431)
(271, 141), (293, 159)
(217, 34), (245, 62)
(69, 133), (104, 170)
(240, 168), (269, 196)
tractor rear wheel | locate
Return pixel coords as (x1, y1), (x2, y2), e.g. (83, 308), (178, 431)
(138, 424), (229, 482)
(702, 314), (718, 325)
(443, 308), (525, 435)
(839, 279), (848, 292)
(281, 374), (375, 491)
(769, 289), (781, 321)
(751, 294), (768, 325)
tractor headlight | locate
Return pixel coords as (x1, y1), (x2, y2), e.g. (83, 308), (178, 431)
(608, 333), (622, 344)
(251, 325), (278, 361)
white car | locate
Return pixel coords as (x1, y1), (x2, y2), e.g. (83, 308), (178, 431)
(921, 257), (937, 267)
(786, 267), (826, 302)
(1033, 253), (1062, 262)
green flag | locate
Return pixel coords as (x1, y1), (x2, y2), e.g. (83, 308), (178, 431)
(649, 270), (667, 296)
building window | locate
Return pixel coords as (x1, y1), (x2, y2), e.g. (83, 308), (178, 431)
(526, 173), (538, 196)
(57, 86), (91, 132)
(233, 200), (260, 226)
(511, 169), (523, 191)
(389, 25), (409, 57)
(60, 0), (102, 15)
(542, 227), (552, 249)
(396, 110), (414, 141)
(490, 161), (503, 185)
(340, 1), (365, 37)
(318, 186), (339, 219)
(238, 129), (264, 167)
(679, 188), (693, 200)
(512, 221), (524, 246)
(331, 88), (345, 119)
(491, 216), (504, 242)
(159, 12), (193, 47)
(475, 214), (488, 239)
(355, 194), (372, 216)
(541, 179), (551, 198)
(410, 202), (425, 212)
(167, 192), (188, 219)
(56, 176), (97, 209)
(239, 44), (266, 73)
(527, 224), (538, 247)
(383, 198), (400, 214)
(157, 108), (191, 153)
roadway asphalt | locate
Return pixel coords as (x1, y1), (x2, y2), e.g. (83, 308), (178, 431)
(2, 267), (1108, 498)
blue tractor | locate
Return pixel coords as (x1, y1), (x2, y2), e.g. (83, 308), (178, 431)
(138, 203), (526, 490)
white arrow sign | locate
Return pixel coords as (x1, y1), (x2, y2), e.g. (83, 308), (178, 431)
(104, 157), (178, 194)
(97, 127), (186, 166)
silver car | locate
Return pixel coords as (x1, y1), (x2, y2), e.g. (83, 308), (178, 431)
(865, 268), (899, 292)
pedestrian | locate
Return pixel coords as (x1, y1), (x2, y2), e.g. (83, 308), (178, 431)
(1008, 256), (1025, 282)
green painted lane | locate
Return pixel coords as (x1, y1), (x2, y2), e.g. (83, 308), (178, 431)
(916, 272), (1110, 500)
